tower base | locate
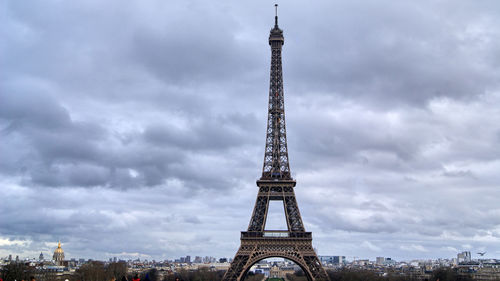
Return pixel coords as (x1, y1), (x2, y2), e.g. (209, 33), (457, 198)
(222, 232), (330, 281)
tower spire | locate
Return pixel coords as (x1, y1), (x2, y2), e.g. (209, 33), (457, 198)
(263, 4), (288, 180)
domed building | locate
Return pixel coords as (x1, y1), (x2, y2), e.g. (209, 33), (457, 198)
(53, 241), (65, 265)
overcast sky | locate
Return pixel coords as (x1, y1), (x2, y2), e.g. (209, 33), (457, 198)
(2, 0), (500, 262)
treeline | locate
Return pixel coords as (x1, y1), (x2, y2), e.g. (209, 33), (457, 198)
(165, 268), (263, 281)
(323, 268), (473, 281)
(0, 261), (130, 281)
(1, 262), (37, 281)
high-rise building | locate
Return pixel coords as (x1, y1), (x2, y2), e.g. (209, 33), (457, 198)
(319, 256), (333, 264)
(319, 256), (346, 265)
(457, 251), (471, 263)
(39, 252), (44, 261)
(333, 256), (346, 265)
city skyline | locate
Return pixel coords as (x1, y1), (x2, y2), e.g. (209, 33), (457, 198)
(0, 242), (487, 265)
(2, 0), (500, 262)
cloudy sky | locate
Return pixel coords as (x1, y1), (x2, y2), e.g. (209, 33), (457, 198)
(2, 0), (500, 262)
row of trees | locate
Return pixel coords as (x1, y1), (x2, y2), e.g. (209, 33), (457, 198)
(74, 261), (128, 281)
(0, 261), (128, 281)
(1, 262), (36, 281)
(324, 268), (473, 281)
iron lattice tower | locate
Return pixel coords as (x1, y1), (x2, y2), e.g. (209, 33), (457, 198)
(222, 6), (330, 281)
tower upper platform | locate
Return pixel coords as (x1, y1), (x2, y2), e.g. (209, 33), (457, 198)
(269, 6), (284, 47)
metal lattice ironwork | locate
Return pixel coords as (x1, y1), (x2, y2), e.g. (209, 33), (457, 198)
(262, 7), (290, 181)
(222, 7), (330, 281)
(285, 196), (305, 232)
(248, 196), (268, 231)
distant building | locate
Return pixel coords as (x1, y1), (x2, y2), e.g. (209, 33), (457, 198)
(355, 259), (370, 266)
(385, 258), (396, 265)
(53, 241), (65, 266)
(319, 256), (345, 265)
(457, 251), (471, 263)
(334, 256), (346, 265)
(202, 256), (216, 263)
(376, 257), (385, 265)
(39, 252), (44, 261)
(270, 265), (281, 278)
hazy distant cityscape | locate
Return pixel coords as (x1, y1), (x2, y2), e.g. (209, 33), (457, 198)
(1, 241), (500, 280)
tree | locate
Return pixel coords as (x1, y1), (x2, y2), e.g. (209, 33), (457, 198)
(431, 268), (472, 281)
(140, 268), (158, 281)
(1, 262), (35, 281)
(327, 268), (385, 281)
(243, 272), (265, 281)
(107, 261), (128, 280)
(75, 261), (107, 281)
(163, 268), (226, 281)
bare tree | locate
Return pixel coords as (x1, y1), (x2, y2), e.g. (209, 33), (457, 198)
(1, 262), (35, 281)
(75, 261), (107, 281)
(107, 261), (128, 280)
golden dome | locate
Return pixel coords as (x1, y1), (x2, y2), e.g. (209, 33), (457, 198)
(54, 241), (64, 253)
(53, 241), (65, 263)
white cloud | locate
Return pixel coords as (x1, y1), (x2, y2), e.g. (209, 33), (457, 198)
(400, 244), (428, 252)
(0, 238), (30, 247)
(361, 241), (381, 252)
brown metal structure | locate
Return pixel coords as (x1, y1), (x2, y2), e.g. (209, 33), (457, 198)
(222, 6), (330, 281)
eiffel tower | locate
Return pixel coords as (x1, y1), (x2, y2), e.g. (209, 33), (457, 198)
(222, 5), (330, 281)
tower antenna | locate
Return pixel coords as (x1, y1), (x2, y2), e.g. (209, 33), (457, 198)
(275, 4), (278, 26)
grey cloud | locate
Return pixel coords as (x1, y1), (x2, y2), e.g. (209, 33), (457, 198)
(285, 1), (500, 106)
(441, 169), (475, 178)
(143, 113), (259, 151)
(2, 0), (500, 261)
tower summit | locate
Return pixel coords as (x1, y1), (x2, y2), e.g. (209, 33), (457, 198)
(222, 6), (330, 281)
